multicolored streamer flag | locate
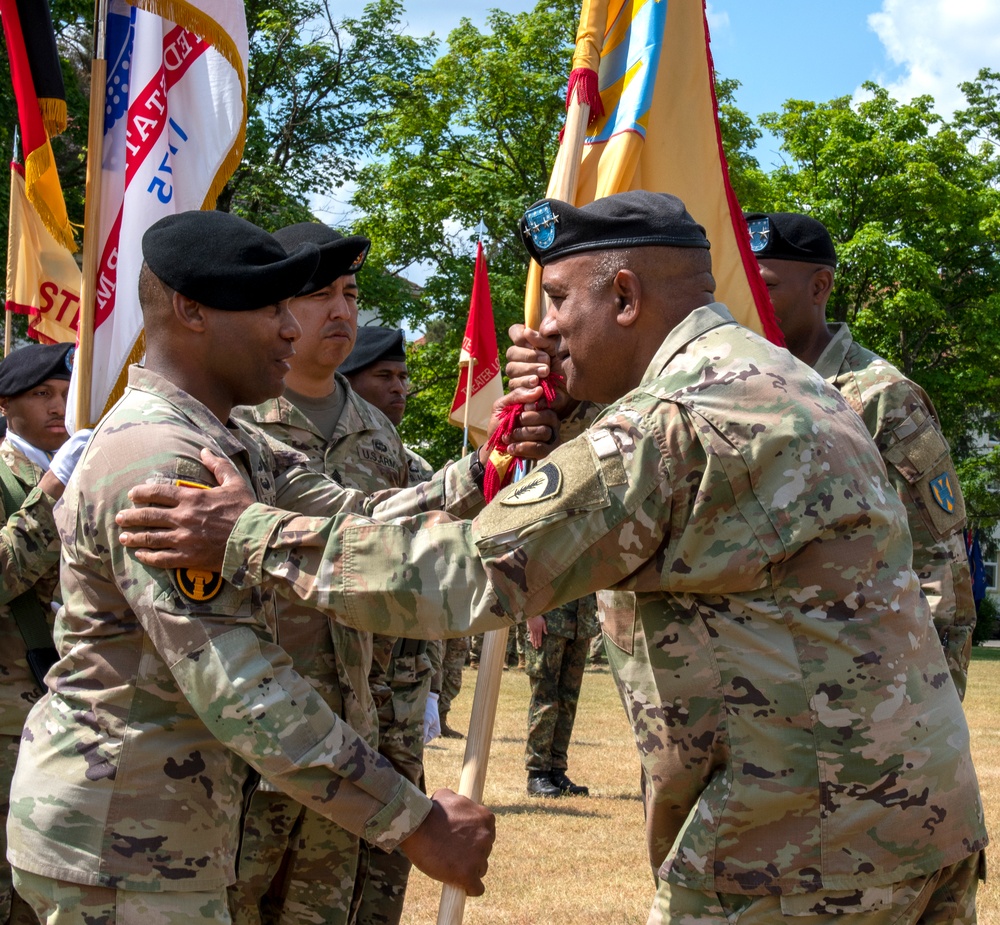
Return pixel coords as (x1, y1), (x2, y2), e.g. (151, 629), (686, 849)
(527, 0), (781, 342)
(5, 164), (82, 343)
(0, 0), (77, 254)
(68, 0), (248, 428)
(449, 241), (503, 448)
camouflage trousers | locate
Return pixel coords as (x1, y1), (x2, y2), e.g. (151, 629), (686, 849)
(353, 656), (430, 925)
(524, 631), (589, 772)
(2, 736), (38, 925)
(435, 637), (470, 715)
(228, 791), (358, 925)
(471, 625), (525, 665)
(12, 869), (230, 925)
(647, 851), (983, 925)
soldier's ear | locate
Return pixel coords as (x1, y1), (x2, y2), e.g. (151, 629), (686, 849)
(172, 292), (209, 333)
(613, 269), (641, 328)
(811, 267), (834, 305)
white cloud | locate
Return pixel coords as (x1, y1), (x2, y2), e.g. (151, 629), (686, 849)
(868, 0), (1000, 117)
(705, 2), (730, 33)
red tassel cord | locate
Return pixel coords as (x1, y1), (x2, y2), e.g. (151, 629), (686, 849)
(481, 375), (563, 502)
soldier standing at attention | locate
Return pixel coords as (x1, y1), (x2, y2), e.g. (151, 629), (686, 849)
(0, 343), (89, 925)
(7, 210), (495, 925)
(523, 594), (598, 798)
(342, 326), (470, 740)
(122, 192), (987, 924)
(340, 324), (458, 924)
(229, 224), (417, 925)
(744, 211), (976, 698)
(234, 233), (429, 925)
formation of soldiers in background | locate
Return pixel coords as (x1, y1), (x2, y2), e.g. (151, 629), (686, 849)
(0, 196), (981, 925)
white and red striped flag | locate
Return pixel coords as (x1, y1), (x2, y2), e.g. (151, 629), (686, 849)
(448, 240), (503, 449)
(68, 0), (248, 428)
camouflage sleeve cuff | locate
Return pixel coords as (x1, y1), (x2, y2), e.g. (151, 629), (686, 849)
(222, 502), (289, 589)
(362, 777), (434, 851)
(441, 453), (487, 517)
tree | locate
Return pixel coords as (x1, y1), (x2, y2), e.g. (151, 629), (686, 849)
(220, 0), (436, 229)
(352, 0), (766, 466)
(350, 0), (577, 464)
(755, 80), (1000, 454)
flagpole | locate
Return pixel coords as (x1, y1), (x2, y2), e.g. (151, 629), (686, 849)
(5, 127), (20, 358)
(74, 0), (108, 429)
(461, 360), (474, 456)
(436, 624), (509, 925)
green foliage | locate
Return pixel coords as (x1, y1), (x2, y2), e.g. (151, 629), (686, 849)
(754, 83), (1000, 451)
(351, 0), (578, 465)
(973, 593), (999, 645)
(220, 0), (437, 227)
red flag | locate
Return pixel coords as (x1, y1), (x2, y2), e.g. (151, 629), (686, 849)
(0, 0), (76, 252)
(449, 241), (503, 447)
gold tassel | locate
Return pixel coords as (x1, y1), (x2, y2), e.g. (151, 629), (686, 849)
(38, 97), (68, 137)
(124, 0), (247, 210)
(100, 330), (147, 419)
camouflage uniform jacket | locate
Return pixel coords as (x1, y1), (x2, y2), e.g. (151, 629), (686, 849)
(6, 366), (488, 893)
(405, 447), (434, 486)
(223, 304), (986, 896)
(814, 323), (975, 697)
(540, 595), (599, 641)
(236, 376), (408, 770)
(0, 441), (61, 738)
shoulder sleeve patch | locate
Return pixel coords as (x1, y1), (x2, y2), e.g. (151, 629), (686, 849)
(167, 474), (224, 601)
(475, 434), (610, 543)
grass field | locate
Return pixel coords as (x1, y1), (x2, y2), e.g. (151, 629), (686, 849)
(402, 647), (1000, 924)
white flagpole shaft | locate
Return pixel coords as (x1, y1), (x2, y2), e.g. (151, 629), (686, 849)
(436, 625), (509, 925)
(461, 361), (474, 456)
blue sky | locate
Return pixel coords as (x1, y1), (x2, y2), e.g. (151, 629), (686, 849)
(317, 0), (1000, 269)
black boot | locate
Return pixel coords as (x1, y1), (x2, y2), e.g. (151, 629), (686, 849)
(526, 771), (561, 798)
(550, 770), (589, 796)
(439, 711), (464, 739)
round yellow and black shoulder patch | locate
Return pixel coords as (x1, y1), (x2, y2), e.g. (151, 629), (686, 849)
(500, 462), (562, 506)
(175, 567), (223, 602)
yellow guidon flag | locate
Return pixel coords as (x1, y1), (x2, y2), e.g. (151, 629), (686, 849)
(526, 0), (782, 343)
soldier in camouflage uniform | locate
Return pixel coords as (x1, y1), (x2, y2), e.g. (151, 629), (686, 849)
(0, 344), (90, 925)
(228, 224), (416, 925)
(524, 594), (599, 798)
(7, 211), (495, 925)
(341, 326), (439, 925)
(745, 211), (976, 698)
(127, 193), (987, 924)
(341, 327), (473, 739)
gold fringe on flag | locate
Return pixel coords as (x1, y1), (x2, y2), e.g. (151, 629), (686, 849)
(126, 0), (247, 210)
(38, 96), (68, 137)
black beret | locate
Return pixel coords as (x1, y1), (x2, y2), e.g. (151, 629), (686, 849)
(0, 342), (74, 397)
(744, 212), (837, 267)
(340, 326), (406, 377)
(519, 190), (710, 266)
(142, 210), (321, 311)
(273, 223), (371, 296)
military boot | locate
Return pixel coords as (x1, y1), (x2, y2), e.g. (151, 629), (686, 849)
(526, 771), (561, 798)
(439, 711), (464, 739)
(550, 770), (589, 796)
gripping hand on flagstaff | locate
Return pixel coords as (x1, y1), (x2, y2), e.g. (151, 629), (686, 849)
(505, 324), (576, 418)
(399, 788), (495, 896)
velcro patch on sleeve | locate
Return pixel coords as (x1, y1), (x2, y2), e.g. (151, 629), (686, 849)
(475, 434), (610, 541)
